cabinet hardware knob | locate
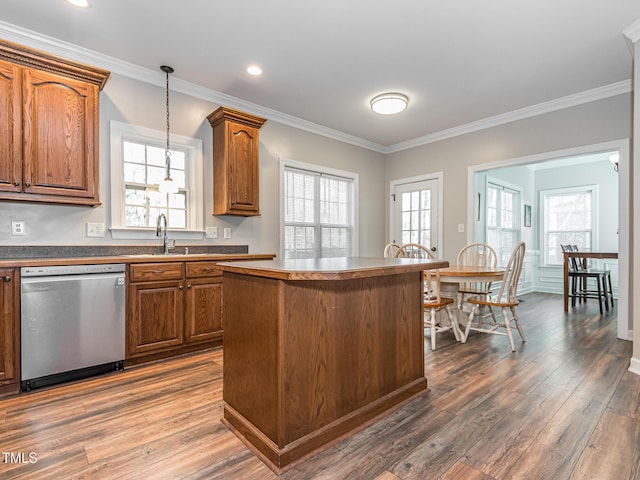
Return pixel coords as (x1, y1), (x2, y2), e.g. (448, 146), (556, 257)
(431, 246), (437, 252)
(25, 181), (31, 187)
(13, 181), (20, 187)
(187, 284), (192, 288)
(179, 285), (183, 290)
(4, 276), (11, 282)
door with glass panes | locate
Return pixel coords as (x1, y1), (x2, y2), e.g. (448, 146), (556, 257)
(392, 179), (439, 256)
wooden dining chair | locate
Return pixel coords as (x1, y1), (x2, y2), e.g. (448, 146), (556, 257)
(393, 243), (436, 259)
(462, 242), (526, 351)
(561, 244), (612, 314)
(395, 244), (457, 349)
(456, 243), (498, 322)
(423, 269), (459, 350)
(383, 242), (402, 258)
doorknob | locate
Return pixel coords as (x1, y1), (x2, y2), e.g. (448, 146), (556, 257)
(431, 246), (437, 252)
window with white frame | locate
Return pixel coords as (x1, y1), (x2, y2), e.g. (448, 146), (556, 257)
(110, 121), (203, 238)
(486, 180), (521, 266)
(281, 160), (357, 259)
(542, 186), (595, 265)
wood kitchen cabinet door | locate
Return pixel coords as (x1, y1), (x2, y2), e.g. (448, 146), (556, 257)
(0, 269), (18, 383)
(22, 67), (99, 202)
(127, 280), (185, 356)
(184, 277), (223, 344)
(208, 106), (266, 216)
(0, 60), (22, 194)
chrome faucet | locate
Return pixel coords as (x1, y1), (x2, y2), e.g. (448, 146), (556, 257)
(156, 213), (172, 254)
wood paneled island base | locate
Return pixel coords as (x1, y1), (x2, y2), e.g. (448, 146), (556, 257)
(218, 257), (448, 473)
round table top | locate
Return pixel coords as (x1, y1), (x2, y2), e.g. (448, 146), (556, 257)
(438, 265), (505, 282)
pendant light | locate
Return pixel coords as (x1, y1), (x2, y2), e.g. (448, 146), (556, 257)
(158, 65), (179, 194)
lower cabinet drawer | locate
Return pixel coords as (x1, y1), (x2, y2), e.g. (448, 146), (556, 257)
(186, 261), (222, 278)
(129, 263), (184, 282)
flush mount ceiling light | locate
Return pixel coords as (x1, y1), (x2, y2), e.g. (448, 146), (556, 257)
(370, 93), (408, 115)
(247, 65), (263, 76)
(66, 0), (90, 7)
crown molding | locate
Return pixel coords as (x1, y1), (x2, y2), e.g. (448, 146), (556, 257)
(384, 80), (632, 154)
(0, 20), (631, 156)
(623, 18), (640, 51)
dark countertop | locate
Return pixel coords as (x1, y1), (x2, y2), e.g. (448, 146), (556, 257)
(217, 256), (449, 281)
(0, 245), (275, 267)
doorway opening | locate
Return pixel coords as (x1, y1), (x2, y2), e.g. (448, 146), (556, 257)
(467, 139), (629, 340)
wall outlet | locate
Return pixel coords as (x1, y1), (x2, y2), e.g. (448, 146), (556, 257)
(206, 226), (218, 239)
(11, 220), (25, 236)
(223, 227), (232, 239)
(87, 222), (105, 237)
(458, 223), (465, 233)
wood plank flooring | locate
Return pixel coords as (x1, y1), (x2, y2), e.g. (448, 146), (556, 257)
(1, 292), (638, 479)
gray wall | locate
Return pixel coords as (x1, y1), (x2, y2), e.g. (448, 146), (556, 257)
(0, 74), (386, 257)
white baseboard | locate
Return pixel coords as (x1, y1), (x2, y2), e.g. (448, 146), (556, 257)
(629, 357), (640, 376)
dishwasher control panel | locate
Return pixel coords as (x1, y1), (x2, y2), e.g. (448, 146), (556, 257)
(21, 263), (126, 277)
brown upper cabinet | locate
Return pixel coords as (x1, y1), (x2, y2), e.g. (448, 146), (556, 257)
(207, 106), (266, 216)
(0, 39), (110, 206)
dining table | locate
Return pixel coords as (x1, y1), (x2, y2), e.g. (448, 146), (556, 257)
(562, 251), (618, 312)
(435, 264), (506, 334)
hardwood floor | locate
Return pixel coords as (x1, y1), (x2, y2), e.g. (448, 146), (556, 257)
(1, 292), (638, 479)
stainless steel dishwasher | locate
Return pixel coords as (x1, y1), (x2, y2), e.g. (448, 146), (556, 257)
(20, 263), (126, 390)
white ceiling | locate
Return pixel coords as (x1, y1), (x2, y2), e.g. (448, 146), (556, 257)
(1, 0), (639, 151)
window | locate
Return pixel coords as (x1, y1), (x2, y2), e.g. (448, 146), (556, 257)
(110, 121), (203, 239)
(486, 179), (521, 266)
(542, 186), (595, 265)
(281, 159), (358, 259)
(400, 189), (432, 246)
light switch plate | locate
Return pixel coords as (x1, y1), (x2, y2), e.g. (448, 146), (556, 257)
(223, 227), (232, 239)
(457, 223), (465, 233)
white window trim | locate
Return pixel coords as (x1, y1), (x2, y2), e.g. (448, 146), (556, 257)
(109, 120), (204, 240)
(484, 176), (522, 266)
(539, 184), (599, 266)
(279, 157), (359, 259)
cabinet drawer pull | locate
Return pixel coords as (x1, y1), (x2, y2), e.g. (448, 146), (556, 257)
(3, 276), (11, 282)
(202, 267), (215, 271)
(151, 270), (165, 274)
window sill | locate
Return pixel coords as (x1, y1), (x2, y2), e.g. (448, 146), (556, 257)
(110, 227), (205, 241)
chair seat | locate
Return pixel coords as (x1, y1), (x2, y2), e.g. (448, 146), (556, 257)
(424, 297), (455, 309)
(467, 295), (519, 308)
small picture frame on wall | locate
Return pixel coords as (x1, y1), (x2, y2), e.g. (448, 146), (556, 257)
(524, 204), (532, 227)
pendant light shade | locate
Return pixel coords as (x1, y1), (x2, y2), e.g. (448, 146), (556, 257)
(158, 65), (178, 194)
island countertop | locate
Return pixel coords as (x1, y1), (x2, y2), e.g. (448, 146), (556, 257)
(216, 256), (449, 281)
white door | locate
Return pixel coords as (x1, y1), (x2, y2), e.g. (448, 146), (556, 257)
(392, 178), (440, 256)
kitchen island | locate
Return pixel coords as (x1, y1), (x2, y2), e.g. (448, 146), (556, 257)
(217, 256), (448, 473)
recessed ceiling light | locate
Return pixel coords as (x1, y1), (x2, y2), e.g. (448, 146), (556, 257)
(66, 0), (90, 7)
(370, 93), (408, 115)
(247, 65), (263, 76)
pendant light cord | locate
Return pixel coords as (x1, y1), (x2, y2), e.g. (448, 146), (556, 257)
(165, 67), (171, 177)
